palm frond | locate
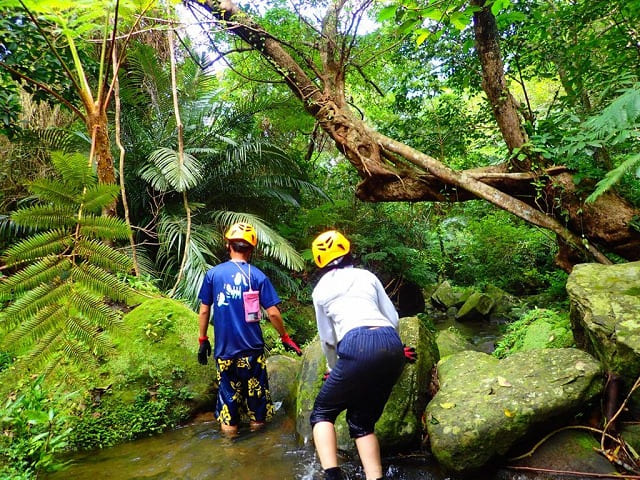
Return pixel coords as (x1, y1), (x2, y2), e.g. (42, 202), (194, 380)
(211, 211), (304, 271)
(146, 147), (204, 192)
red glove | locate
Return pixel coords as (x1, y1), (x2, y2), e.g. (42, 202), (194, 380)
(322, 370), (330, 381)
(281, 333), (302, 356)
(403, 345), (417, 363)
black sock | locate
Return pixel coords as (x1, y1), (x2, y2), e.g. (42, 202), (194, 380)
(323, 466), (343, 480)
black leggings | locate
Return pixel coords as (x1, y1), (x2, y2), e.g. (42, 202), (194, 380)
(310, 326), (405, 438)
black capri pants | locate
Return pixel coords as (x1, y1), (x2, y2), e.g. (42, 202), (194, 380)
(309, 326), (406, 438)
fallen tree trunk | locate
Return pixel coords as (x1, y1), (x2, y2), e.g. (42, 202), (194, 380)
(186, 0), (640, 269)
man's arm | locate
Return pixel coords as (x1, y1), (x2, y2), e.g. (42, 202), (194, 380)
(198, 303), (211, 338)
(265, 305), (286, 336)
(267, 305), (302, 355)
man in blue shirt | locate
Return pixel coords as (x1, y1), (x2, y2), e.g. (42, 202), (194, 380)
(197, 222), (301, 435)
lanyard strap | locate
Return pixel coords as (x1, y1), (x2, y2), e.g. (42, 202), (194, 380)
(231, 261), (254, 291)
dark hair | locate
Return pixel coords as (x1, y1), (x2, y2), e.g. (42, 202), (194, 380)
(310, 253), (355, 287)
(229, 240), (253, 253)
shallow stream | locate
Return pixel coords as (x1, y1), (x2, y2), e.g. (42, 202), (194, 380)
(46, 317), (570, 480)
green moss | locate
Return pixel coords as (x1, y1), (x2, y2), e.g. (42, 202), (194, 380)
(2, 297), (216, 454)
(493, 308), (574, 359)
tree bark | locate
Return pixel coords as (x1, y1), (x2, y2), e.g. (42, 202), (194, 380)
(472, 0), (529, 166)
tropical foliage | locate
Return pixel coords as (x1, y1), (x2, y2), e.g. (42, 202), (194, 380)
(0, 152), (136, 375)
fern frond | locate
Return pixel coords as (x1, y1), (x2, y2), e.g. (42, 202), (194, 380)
(146, 147), (203, 192)
(71, 263), (135, 301)
(31, 127), (75, 153)
(28, 178), (80, 206)
(0, 282), (71, 327)
(11, 205), (77, 230)
(0, 257), (71, 296)
(50, 151), (96, 189)
(78, 215), (132, 240)
(82, 184), (122, 213)
(2, 303), (65, 350)
(64, 314), (114, 355)
(69, 287), (123, 331)
(2, 230), (70, 266)
(75, 239), (133, 272)
(586, 153), (640, 203)
(60, 335), (100, 368)
(26, 327), (64, 368)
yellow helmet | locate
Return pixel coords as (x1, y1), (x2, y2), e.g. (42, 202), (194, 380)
(225, 222), (258, 247)
(312, 230), (351, 268)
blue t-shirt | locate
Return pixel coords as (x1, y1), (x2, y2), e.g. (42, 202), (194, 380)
(198, 260), (280, 359)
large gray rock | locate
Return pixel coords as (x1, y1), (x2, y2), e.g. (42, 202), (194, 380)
(295, 317), (439, 450)
(567, 261), (640, 385)
(436, 327), (476, 359)
(455, 292), (495, 322)
(267, 354), (302, 414)
(431, 281), (470, 309)
(426, 348), (602, 473)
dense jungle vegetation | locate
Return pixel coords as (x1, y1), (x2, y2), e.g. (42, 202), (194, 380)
(0, 0), (639, 478)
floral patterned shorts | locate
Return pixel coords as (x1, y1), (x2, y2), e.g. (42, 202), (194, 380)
(215, 352), (274, 426)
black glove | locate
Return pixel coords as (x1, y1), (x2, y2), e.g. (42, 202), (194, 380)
(403, 345), (417, 364)
(198, 338), (212, 365)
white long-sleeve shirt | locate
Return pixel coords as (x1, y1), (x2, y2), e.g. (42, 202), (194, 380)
(312, 266), (399, 369)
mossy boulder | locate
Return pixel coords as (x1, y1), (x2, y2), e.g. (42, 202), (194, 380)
(455, 292), (495, 322)
(509, 430), (615, 475)
(567, 261), (640, 386)
(436, 327), (476, 359)
(295, 317), (439, 451)
(426, 348), (603, 473)
(431, 281), (471, 310)
(267, 354), (302, 415)
(492, 308), (574, 359)
(295, 337), (326, 445)
(8, 297), (218, 451)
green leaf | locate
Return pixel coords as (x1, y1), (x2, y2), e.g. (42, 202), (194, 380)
(377, 5), (397, 22)
(416, 30), (430, 46)
(491, 0), (510, 16)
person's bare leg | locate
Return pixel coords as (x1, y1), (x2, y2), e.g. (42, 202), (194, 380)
(249, 420), (265, 432)
(355, 433), (383, 480)
(312, 421), (339, 468)
(220, 423), (238, 437)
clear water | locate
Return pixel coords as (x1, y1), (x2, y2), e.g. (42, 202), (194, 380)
(46, 319), (568, 480)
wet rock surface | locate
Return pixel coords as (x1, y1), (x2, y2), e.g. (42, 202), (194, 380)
(426, 348), (603, 473)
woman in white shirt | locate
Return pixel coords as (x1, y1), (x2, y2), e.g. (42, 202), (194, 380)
(309, 230), (416, 480)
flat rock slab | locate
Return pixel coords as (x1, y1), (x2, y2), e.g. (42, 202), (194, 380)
(426, 348), (602, 473)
